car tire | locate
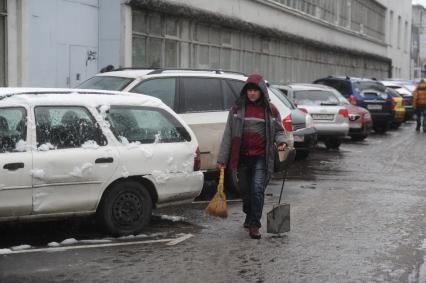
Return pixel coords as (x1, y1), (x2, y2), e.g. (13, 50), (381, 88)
(224, 169), (241, 197)
(324, 137), (341, 150)
(98, 180), (153, 236)
(295, 149), (310, 160)
(373, 124), (389, 134)
(391, 122), (401, 129)
(350, 135), (367, 141)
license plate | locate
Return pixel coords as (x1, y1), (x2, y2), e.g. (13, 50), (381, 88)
(350, 123), (362, 129)
(294, 135), (305, 142)
(367, 104), (382, 110)
(312, 114), (334, 120)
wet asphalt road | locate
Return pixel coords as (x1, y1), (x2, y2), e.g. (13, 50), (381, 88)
(2, 122), (426, 282)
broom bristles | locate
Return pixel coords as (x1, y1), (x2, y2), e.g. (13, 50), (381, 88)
(205, 168), (228, 218)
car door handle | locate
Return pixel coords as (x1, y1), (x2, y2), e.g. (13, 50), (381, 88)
(3, 162), (24, 171)
(95, 157), (114, 164)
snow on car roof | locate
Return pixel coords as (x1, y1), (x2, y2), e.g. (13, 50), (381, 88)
(96, 69), (248, 80)
(0, 87), (166, 109)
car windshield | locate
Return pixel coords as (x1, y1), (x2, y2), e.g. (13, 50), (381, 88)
(293, 90), (340, 106)
(77, 76), (133, 91)
(269, 87), (295, 109)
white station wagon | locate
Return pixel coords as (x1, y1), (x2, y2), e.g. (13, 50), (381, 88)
(0, 88), (203, 235)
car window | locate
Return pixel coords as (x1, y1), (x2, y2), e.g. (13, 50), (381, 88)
(222, 80), (239, 110)
(106, 106), (191, 144)
(293, 90), (340, 106)
(131, 78), (176, 110)
(181, 78), (222, 112)
(354, 81), (386, 93)
(227, 80), (245, 97)
(77, 76), (133, 91)
(315, 80), (352, 97)
(386, 88), (401, 98)
(269, 87), (295, 109)
(0, 107), (27, 153)
(35, 106), (106, 149)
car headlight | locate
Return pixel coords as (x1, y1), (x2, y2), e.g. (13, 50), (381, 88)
(364, 113), (371, 119)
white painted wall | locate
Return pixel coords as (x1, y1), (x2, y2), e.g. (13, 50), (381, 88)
(98, 0), (121, 70)
(26, 0), (99, 87)
(380, 0), (412, 79)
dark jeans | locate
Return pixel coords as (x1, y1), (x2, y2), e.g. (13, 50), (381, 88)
(416, 107), (426, 129)
(238, 155), (266, 228)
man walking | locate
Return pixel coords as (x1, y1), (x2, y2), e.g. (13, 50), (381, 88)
(217, 74), (289, 239)
(413, 79), (426, 131)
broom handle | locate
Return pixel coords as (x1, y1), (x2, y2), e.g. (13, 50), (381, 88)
(278, 169), (287, 204)
(218, 167), (225, 193)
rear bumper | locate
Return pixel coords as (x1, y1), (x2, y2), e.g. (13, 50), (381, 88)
(294, 127), (317, 150)
(314, 122), (349, 136)
(349, 121), (372, 136)
(371, 112), (393, 125)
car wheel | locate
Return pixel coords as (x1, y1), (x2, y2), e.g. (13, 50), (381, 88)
(374, 124), (389, 134)
(295, 149), (310, 160)
(350, 135), (367, 141)
(224, 169), (241, 197)
(391, 122), (401, 129)
(324, 137), (341, 149)
(98, 180), (152, 236)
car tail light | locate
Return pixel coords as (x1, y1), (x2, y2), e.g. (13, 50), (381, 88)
(194, 147), (201, 171)
(349, 95), (357, 105)
(298, 107), (308, 114)
(338, 108), (349, 118)
(283, 114), (293, 132)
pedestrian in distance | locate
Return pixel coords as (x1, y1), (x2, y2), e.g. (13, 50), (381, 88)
(413, 79), (426, 131)
(217, 74), (289, 239)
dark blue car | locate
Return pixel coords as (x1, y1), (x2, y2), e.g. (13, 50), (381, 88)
(313, 76), (394, 133)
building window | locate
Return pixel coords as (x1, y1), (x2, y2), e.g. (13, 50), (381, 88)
(389, 10), (394, 46)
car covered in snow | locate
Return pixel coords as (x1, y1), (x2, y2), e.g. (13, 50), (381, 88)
(0, 88), (203, 235)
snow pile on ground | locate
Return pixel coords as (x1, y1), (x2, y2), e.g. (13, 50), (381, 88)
(159, 215), (186, 222)
(0, 249), (12, 254)
(31, 169), (46, 179)
(37, 143), (56, 151)
(11, 244), (32, 251)
(82, 140), (100, 149)
(47, 242), (60, 247)
(70, 163), (93, 177)
(117, 232), (166, 240)
(60, 238), (78, 245)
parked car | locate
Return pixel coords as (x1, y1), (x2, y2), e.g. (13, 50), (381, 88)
(273, 84), (349, 150)
(270, 85), (317, 159)
(381, 80), (414, 121)
(0, 88), (204, 236)
(314, 76), (394, 133)
(384, 87), (405, 128)
(78, 69), (295, 193)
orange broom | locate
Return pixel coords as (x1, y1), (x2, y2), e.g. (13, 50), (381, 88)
(205, 167), (228, 218)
